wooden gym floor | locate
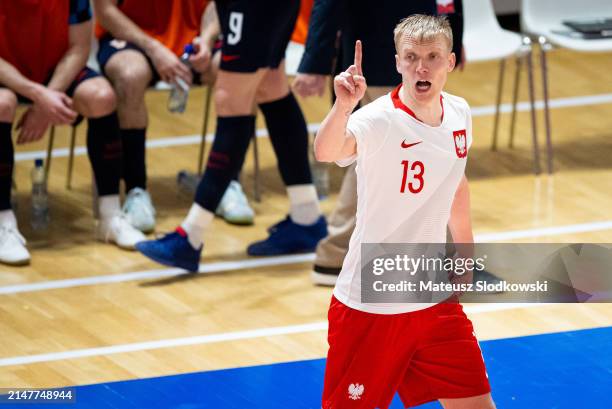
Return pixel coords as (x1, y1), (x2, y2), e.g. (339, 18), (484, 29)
(0, 47), (611, 404)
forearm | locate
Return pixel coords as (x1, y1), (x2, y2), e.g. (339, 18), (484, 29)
(0, 58), (43, 100)
(95, 1), (158, 55)
(314, 101), (354, 162)
(448, 176), (474, 256)
(200, 2), (220, 48)
(46, 45), (89, 92)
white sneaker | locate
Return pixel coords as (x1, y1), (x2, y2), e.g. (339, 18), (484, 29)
(122, 188), (156, 233)
(216, 181), (254, 225)
(0, 225), (31, 265)
(97, 213), (146, 250)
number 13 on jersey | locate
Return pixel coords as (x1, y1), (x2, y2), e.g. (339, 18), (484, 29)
(400, 160), (424, 193)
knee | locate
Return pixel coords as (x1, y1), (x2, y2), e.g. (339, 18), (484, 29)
(255, 74), (289, 104)
(76, 80), (117, 117)
(91, 84), (117, 116)
(215, 86), (254, 116)
(0, 90), (17, 122)
(110, 65), (150, 104)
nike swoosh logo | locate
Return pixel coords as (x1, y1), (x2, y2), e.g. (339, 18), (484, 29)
(401, 140), (422, 149)
(222, 54), (240, 62)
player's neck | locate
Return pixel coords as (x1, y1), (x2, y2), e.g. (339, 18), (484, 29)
(399, 85), (443, 127)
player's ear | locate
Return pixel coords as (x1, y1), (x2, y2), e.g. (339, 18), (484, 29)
(395, 54), (401, 74)
(448, 52), (456, 72)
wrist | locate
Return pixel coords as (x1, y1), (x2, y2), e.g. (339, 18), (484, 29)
(25, 82), (46, 103)
(334, 100), (357, 113)
(143, 37), (160, 56)
(200, 34), (216, 50)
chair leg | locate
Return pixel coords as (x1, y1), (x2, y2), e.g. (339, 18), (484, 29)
(252, 131), (261, 203)
(198, 85), (213, 175)
(45, 126), (55, 183)
(491, 59), (506, 151)
(508, 55), (522, 149)
(525, 39), (542, 175)
(538, 36), (554, 174)
(66, 125), (77, 190)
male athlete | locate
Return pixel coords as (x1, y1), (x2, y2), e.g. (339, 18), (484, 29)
(136, 0), (327, 271)
(295, 0), (466, 286)
(0, 0), (145, 265)
(315, 15), (494, 408)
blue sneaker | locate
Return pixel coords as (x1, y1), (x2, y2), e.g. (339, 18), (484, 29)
(247, 215), (328, 256)
(135, 227), (202, 272)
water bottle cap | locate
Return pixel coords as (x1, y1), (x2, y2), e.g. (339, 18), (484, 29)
(35, 158), (43, 167)
(184, 44), (194, 54)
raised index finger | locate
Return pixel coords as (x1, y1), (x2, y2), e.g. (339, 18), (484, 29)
(354, 40), (362, 76)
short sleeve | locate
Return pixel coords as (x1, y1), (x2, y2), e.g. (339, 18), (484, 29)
(69, 0), (92, 25)
(335, 102), (389, 167)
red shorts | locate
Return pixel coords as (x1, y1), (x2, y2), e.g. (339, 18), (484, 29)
(322, 297), (491, 409)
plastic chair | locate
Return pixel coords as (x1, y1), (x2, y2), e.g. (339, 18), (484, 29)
(521, 0), (612, 173)
(463, 0), (542, 174)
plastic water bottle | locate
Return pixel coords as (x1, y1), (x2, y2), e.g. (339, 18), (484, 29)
(168, 44), (195, 113)
(31, 158), (49, 230)
(176, 170), (200, 194)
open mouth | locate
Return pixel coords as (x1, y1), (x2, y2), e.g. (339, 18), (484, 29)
(415, 80), (432, 93)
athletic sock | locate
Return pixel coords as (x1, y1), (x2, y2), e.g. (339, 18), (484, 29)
(287, 184), (321, 225)
(87, 113), (122, 196)
(194, 115), (254, 212)
(0, 209), (17, 228)
(258, 92), (312, 185)
(180, 203), (214, 249)
(0, 122), (14, 211)
(120, 128), (146, 191)
(98, 194), (121, 221)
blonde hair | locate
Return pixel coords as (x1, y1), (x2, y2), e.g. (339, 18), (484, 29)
(393, 14), (453, 53)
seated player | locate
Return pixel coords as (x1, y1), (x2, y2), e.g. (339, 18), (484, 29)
(93, 0), (254, 230)
(0, 0), (145, 265)
(135, 0), (328, 272)
(315, 16), (495, 408)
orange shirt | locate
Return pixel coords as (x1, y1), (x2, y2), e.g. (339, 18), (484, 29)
(290, 0), (313, 45)
(96, 0), (208, 56)
(0, 0), (73, 84)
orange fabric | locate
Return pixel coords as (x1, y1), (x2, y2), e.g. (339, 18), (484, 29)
(290, 0), (313, 45)
(96, 0), (208, 56)
(0, 0), (70, 84)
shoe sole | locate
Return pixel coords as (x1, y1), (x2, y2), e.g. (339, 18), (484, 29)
(0, 258), (31, 266)
(311, 271), (338, 286)
(135, 243), (199, 273)
(131, 223), (155, 235)
(216, 213), (254, 226)
(224, 217), (254, 226)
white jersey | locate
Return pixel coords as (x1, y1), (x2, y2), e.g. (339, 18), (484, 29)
(333, 85), (473, 314)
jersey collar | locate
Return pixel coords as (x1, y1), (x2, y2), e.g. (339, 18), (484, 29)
(390, 84), (444, 124)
